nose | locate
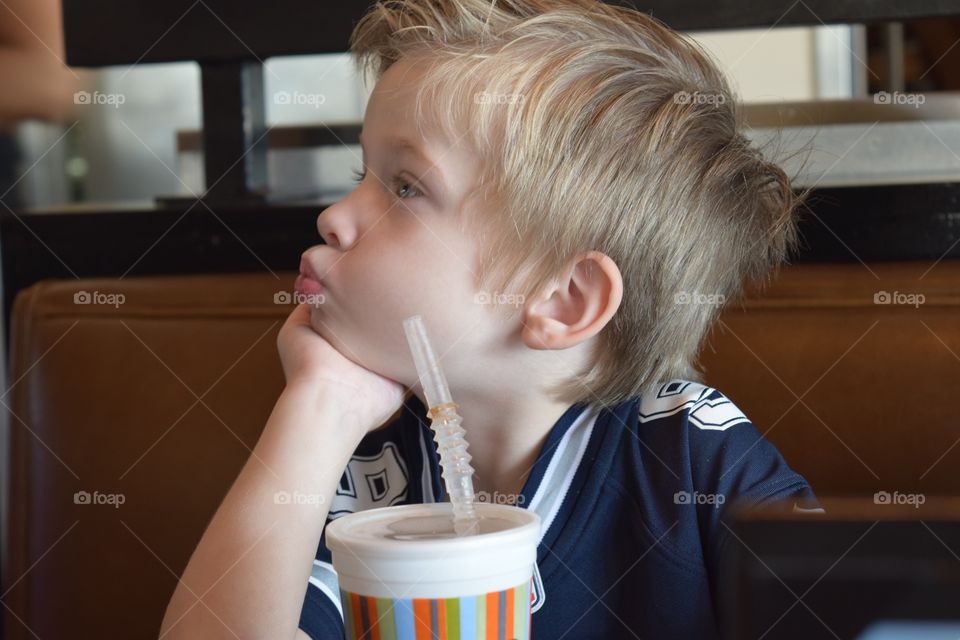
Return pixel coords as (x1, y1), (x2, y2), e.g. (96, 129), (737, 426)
(315, 200), (354, 250)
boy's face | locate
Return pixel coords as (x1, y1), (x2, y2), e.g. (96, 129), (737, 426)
(302, 57), (513, 389)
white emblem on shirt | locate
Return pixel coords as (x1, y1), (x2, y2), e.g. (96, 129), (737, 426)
(328, 442), (409, 520)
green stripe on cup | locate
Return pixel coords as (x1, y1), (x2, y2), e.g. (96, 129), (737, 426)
(376, 597), (396, 638)
(513, 580), (528, 639)
(446, 597), (460, 638)
(476, 589), (486, 638)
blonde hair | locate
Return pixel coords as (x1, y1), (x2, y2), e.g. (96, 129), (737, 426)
(350, 0), (809, 408)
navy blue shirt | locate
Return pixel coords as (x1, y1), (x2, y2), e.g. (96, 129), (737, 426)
(298, 379), (819, 639)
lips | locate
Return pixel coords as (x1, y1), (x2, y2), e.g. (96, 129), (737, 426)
(296, 255), (326, 297)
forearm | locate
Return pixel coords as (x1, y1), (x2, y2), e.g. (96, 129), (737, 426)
(0, 48), (86, 125)
(160, 381), (363, 640)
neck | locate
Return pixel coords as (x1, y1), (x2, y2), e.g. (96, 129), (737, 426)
(414, 386), (574, 504)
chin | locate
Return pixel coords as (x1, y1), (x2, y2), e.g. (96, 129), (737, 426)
(307, 307), (330, 337)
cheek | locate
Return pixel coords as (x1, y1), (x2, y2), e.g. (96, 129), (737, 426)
(325, 242), (439, 365)
(343, 242), (425, 313)
(348, 222), (480, 314)
(323, 222), (487, 374)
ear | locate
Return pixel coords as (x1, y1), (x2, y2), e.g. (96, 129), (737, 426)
(521, 251), (623, 350)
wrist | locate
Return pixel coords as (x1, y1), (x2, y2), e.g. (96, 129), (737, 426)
(279, 379), (369, 443)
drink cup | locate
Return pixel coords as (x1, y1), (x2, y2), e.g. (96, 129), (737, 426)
(326, 502), (541, 640)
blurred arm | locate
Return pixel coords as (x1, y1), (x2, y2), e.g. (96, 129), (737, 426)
(0, 0), (88, 129)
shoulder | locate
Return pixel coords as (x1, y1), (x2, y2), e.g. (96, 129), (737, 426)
(622, 379), (761, 469)
(636, 379), (752, 432)
(594, 380), (818, 584)
(627, 379), (813, 502)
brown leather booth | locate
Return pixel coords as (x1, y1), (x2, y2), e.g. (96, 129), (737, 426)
(700, 261), (960, 498)
(4, 262), (960, 639)
(5, 272), (294, 640)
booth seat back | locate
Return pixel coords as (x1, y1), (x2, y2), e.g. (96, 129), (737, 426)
(5, 272), (295, 640)
(4, 262), (960, 639)
(701, 261), (960, 498)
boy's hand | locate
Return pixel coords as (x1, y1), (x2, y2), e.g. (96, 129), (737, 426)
(277, 303), (407, 436)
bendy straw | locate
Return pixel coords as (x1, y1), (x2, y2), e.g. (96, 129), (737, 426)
(403, 315), (479, 536)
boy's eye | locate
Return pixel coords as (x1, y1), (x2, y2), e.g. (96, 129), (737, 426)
(394, 179), (421, 199)
(351, 167), (421, 199)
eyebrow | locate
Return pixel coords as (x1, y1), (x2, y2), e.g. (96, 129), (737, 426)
(358, 132), (438, 168)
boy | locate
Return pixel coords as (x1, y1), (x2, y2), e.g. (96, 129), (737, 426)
(161, 0), (818, 638)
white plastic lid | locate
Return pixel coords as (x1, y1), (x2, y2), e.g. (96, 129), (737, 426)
(326, 502), (541, 599)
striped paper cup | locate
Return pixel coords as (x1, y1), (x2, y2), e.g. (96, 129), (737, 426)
(326, 502), (541, 640)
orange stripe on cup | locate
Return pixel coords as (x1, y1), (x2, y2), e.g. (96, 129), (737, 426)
(413, 598), (432, 640)
(486, 591), (499, 640)
(366, 596), (381, 640)
(437, 598), (448, 640)
(350, 592), (363, 638)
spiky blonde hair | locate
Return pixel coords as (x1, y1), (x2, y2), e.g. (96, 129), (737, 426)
(350, 0), (807, 408)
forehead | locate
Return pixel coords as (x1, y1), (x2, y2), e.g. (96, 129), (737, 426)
(361, 60), (442, 165)
(364, 57), (432, 127)
(365, 59), (472, 148)
(361, 56), (483, 200)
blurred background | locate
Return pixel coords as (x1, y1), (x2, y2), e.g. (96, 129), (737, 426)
(12, 16), (960, 205)
(2, 25), (875, 208)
